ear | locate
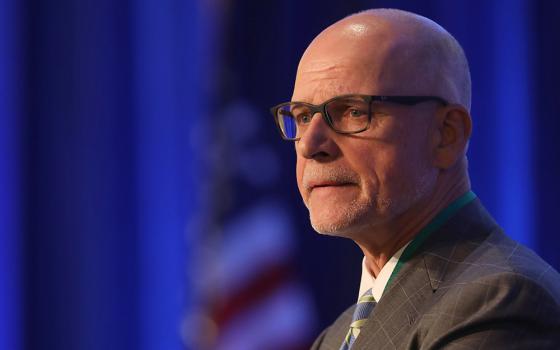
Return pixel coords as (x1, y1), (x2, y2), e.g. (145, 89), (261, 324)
(432, 105), (472, 169)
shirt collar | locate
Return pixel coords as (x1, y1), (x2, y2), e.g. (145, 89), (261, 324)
(358, 241), (410, 302)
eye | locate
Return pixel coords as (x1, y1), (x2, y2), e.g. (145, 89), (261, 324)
(349, 108), (365, 118)
(296, 113), (313, 124)
(344, 106), (367, 119)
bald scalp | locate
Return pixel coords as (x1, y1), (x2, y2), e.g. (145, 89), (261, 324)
(299, 8), (472, 110)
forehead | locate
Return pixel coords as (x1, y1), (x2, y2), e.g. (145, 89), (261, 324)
(291, 35), (405, 104)
(292, 59), (378, 104)
(291, 20), (438, 105)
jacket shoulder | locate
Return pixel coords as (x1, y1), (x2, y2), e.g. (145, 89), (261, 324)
(442, 227), (560, 303)
(417, 230), (560, 349)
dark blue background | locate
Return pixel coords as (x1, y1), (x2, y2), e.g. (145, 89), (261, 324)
(1, 0), (560, 349)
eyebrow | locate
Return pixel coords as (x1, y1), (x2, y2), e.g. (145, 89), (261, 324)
(294, 84), (356, 104)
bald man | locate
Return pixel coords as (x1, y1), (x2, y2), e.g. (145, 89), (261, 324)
(270, 8), (560, 350)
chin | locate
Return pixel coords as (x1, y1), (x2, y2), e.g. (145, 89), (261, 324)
(308, 209), (371, 238)
(307, 194), (377, 234)
(307, 194), (403, 238)
(310, 221), (350, 237)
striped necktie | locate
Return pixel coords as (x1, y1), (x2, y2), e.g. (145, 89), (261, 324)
(340, 288), (376, 350)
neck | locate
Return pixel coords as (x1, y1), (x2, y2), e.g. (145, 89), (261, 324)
(357, 167), (470, 277)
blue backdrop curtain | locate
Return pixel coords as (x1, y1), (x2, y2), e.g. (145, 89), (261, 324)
(1, 0), (24, 349)
(1, 0), (560, 349)
(0, 0), (208, 349)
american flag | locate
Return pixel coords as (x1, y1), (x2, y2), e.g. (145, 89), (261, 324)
(183, 101), (316, 350)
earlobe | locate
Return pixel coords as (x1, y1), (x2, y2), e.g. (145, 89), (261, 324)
(433, 105), (472, 169)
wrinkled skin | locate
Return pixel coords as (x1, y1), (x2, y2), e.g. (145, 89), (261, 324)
(292, 10), (472, 275)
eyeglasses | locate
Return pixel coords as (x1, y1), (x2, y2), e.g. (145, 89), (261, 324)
(270, 94), (448, 141)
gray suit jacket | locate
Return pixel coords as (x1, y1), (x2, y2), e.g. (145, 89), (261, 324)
(311, 199), (560, 349)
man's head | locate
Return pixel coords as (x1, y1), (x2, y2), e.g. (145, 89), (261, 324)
(284, 9), (473, 242)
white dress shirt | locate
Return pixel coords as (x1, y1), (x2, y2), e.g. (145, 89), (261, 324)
(357, 242), (411, 302)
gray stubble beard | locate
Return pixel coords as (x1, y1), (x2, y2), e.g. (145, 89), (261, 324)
(308, 171), (436, 237)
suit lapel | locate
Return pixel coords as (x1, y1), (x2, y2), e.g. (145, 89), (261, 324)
(351, 247), (435, 349)
(351, 199), (498, 349)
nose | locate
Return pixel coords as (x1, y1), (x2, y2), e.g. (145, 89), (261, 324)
(296, 112), (338, 160)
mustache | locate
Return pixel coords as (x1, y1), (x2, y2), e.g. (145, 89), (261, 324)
(302, 165), (360, 190)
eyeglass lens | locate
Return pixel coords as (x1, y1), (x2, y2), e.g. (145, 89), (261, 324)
(276, 96), (370, 139)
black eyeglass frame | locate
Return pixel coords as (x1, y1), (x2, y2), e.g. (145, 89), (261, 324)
(270, 94), (448, 141)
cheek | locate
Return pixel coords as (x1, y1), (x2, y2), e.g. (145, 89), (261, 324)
(378, 141), (434, 194)
(365, 155), (397, 193)
(350, 149), (385, 195)
(352, 122), (408, 189)
(295, 157), (306, 198)
(357, 144), (416, 194)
